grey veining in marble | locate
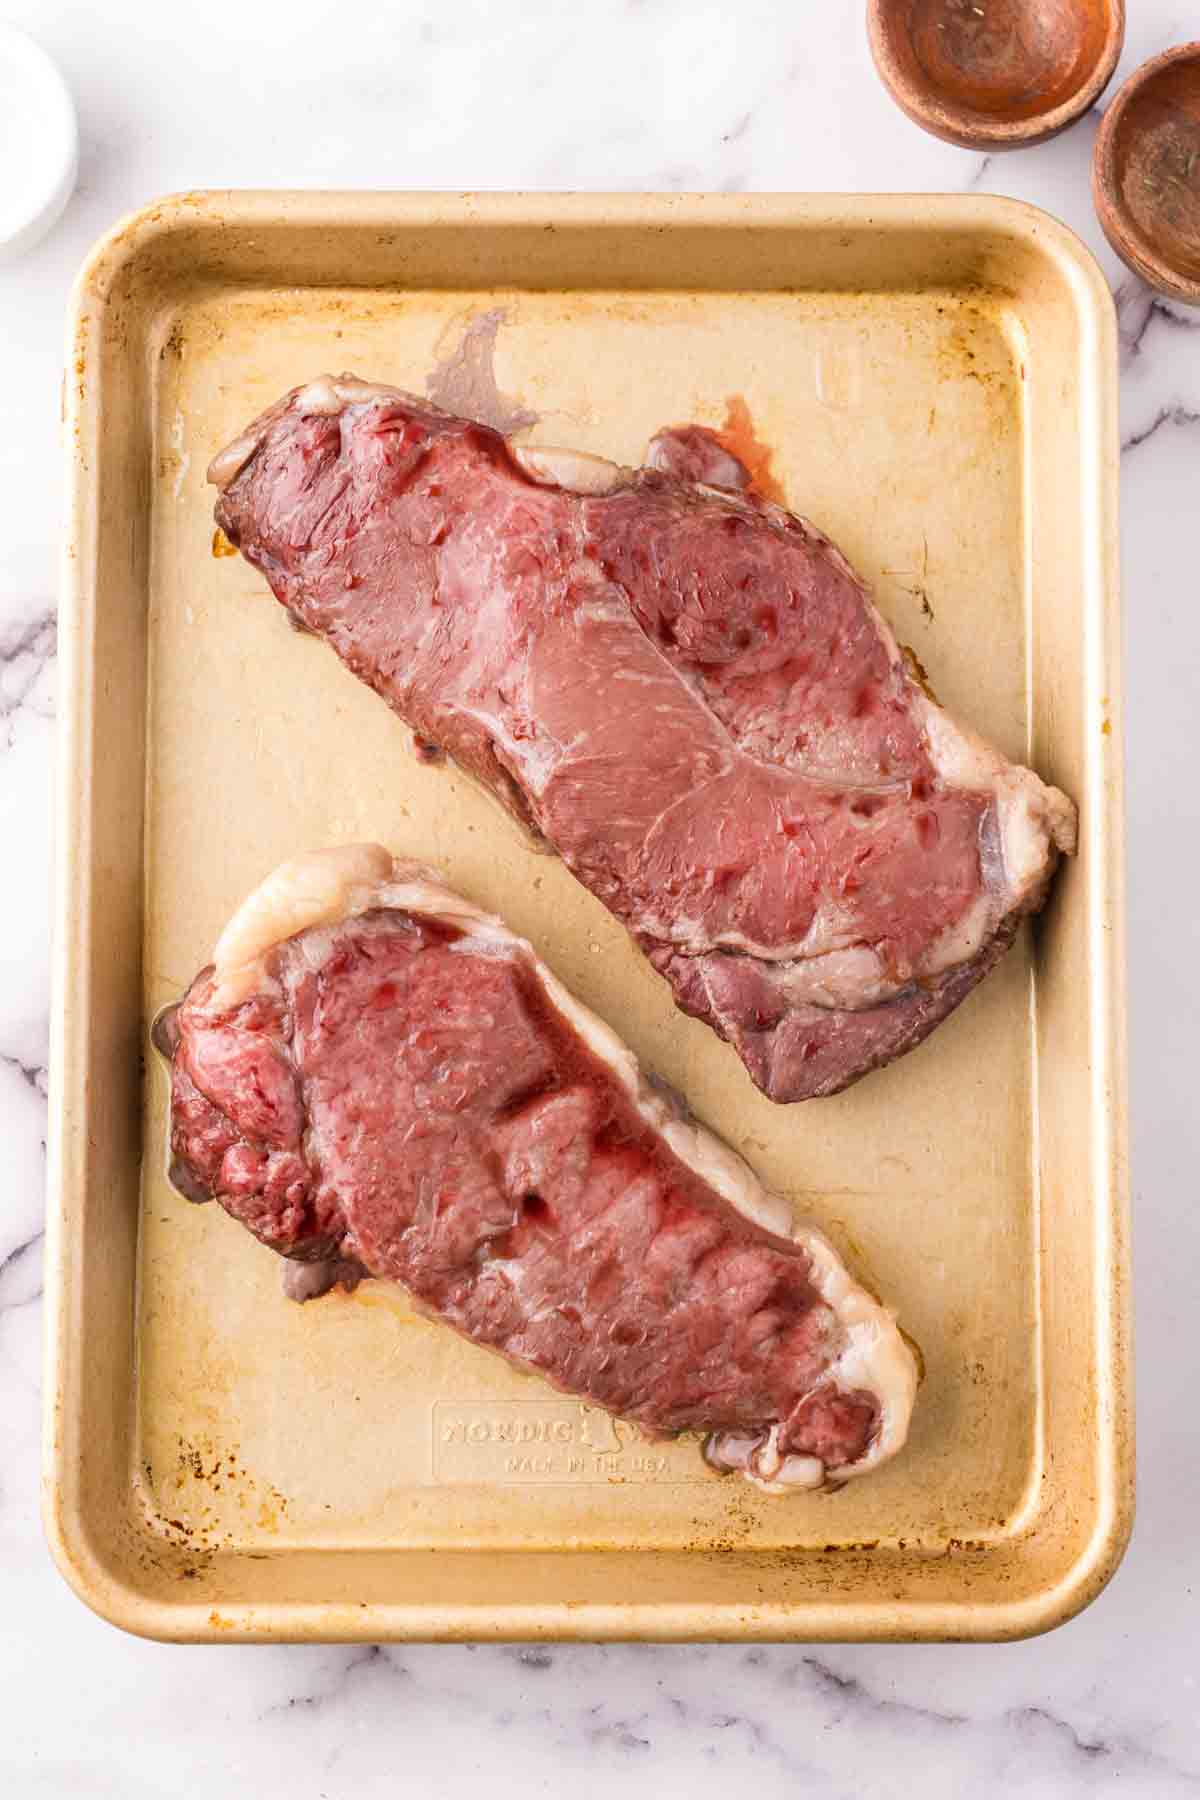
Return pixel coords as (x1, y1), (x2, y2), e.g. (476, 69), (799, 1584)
(2, 1), (1199, 1793)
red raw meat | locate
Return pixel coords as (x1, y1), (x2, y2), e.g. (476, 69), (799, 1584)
(210, 379), (1076, 1100)
(156, 847), (918, 1490)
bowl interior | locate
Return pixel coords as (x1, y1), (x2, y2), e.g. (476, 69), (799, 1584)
(879, 0), (1116, 127)
(1108, 49), (1200, 284)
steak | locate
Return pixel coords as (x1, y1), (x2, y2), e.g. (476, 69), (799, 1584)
(210, 378), (1077, 1101)
(155, 845), (918, 1490)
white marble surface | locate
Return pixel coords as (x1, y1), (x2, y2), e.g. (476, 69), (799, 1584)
(2, 0), (1199, 1791)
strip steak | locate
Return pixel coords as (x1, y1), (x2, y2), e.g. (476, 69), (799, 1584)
(155, 846), (918, 1490)
(210, 379), (1077, 1101)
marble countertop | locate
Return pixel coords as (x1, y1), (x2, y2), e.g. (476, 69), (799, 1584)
(3, 1), (1198, 1792)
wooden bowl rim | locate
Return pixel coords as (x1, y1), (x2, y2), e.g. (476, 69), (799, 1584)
(1092, 39), (1200, 305)
(867, 0), (1127, 150)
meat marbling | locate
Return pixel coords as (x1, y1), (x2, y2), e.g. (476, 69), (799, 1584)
(210, 378), (1077, 1102)
(156, 845), (918, 1491)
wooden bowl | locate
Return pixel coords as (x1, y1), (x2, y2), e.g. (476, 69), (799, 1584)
(1093, 42), (1200, 306)
(867, 0), (1125, 151)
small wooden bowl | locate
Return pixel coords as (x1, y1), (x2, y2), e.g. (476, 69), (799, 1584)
(867, 0), (1125, 151)
(1093, 42), (1200, 306)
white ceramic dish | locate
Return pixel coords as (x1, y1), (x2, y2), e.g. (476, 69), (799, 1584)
(0, 27), (77, 263)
